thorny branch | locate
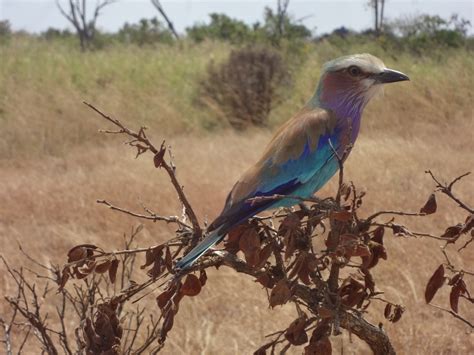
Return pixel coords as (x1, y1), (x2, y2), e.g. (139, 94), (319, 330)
(96, 199), (191, 229)
(426, 170), (473, 213)
(83, 101), (202, 244)
(428, 304), (474, 328)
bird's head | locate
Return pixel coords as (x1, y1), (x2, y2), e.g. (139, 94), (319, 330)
(314, 53), (409, 117)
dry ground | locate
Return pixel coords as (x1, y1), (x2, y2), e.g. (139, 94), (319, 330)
(0, 42), (473, 354)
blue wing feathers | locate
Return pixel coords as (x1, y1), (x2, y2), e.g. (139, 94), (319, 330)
(176, 109), (345, 270)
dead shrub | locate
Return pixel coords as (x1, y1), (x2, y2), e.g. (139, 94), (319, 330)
(199, 46), (290, 129)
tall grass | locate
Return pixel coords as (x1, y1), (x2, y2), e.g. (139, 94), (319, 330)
(0, 38), (230, 158)
(0, 37), (472, 159)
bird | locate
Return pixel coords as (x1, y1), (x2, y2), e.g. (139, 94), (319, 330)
(175, 53), (409, 271)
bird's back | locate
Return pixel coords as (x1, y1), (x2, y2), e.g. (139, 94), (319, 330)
(208, 105), (354, 234)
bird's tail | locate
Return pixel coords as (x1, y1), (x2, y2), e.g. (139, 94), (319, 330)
(175, 230), (223, 271)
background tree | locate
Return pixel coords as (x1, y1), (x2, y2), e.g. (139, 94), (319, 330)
(276, 0), (290, 40)
(0, 20), (12, 44)
(117, 17), (174, 46)
(186, 13), (253, 44)
(56, 0), (116, 50)
(367, 0), (387, 35)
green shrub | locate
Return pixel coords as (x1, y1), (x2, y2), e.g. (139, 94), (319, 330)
(118, 18), (174, 46)
(259, 6), (312, 46)
(187, 14), (254, 44)
(388, 14), (471, 52)
(0, 20), (12, 44)
(41, 28), (75, 40)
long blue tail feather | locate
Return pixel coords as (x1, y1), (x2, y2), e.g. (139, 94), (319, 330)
(175, 179), (303, 271)
(175, 230), (223, 270)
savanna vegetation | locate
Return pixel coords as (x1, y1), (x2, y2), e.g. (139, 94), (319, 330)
(0, 5), (473, 354)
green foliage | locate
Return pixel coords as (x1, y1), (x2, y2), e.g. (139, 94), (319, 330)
(315, 14), (472, 58)
(117, 17), (174, 46)
(39, 17), (175, 49)
(388, 14), (472, 52)
(259, 6), (312, 46)
(199, 46), (290, 129)
(0, 20), (12, 44)
(187, 13), (254, 44)
(41, 28), (75, 41)
(186, 9), (312, 48)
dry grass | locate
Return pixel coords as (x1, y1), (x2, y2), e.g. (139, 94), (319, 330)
(0, 40), (473, 354)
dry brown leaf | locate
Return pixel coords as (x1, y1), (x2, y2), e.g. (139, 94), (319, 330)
(253, 343), (272, 355)
(318, 306), (332, 319)
(448, 272), (462, 286)
(305, 337), (332, 355)
(160, 310), (175, 341)
(420, 193), (437, 214)
(108, 259), (119, 284)
(391, 305), (404, 323)
(372, 226), (385, 244)
(181, 274), (201, 297)
(440, 225), (463, 243)
(425, 264), (445, 303)
(285, 315), (308, 345)
(269, 279), (291, 307)
(256, 273), (274, 289)
(199, 269), (207, 287)
(67, 246), (87, 262)
(141, 248), (154, 269)
(330, 210), (352, 222)
(239, 227), (261, 267)
(384, 303), (392, 319)
(449, 280), (467, 313)
(95, 259), (111, 274)
(225, 225), (247, 253)
(59, 267), (70, 289)
(153, 147), (166, 168)
(165, 247), (172, 273)
(157, 289), (173, 310)
(305, 323), (332, 355)
(257, 243), (273, 268)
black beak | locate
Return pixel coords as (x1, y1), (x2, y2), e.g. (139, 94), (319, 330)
(375, 68), (409, 84)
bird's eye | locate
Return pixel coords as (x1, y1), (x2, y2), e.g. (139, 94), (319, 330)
(348, 66), (361, 77)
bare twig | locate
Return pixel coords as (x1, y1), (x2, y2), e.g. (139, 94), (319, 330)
(366, 209), (425, 222)
(83, 101), (202, 243)
(97, 199), (191, 229)
(429, 304), (474, 328)
(426, 170), (473, 213)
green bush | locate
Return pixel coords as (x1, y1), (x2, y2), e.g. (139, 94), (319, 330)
(187, 14), (254, 44)
(117, 17), (174, 46)
(41, 28), (75, 40)
(0, 20), (12, 44)
(259, 6), (312, 46)
(388, 14), (471, 52)
(186, 10), (312, 48)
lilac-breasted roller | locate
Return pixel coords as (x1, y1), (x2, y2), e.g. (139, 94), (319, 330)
(176, 53), (409, 270)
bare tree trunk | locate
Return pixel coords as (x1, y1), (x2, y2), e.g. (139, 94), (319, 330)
(150, 0), (180, 40)
(276, 0), (290, 39)
(374, 0), (379, 34)
(380, 0), (386, 32)
(56, 0), (115, 51)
